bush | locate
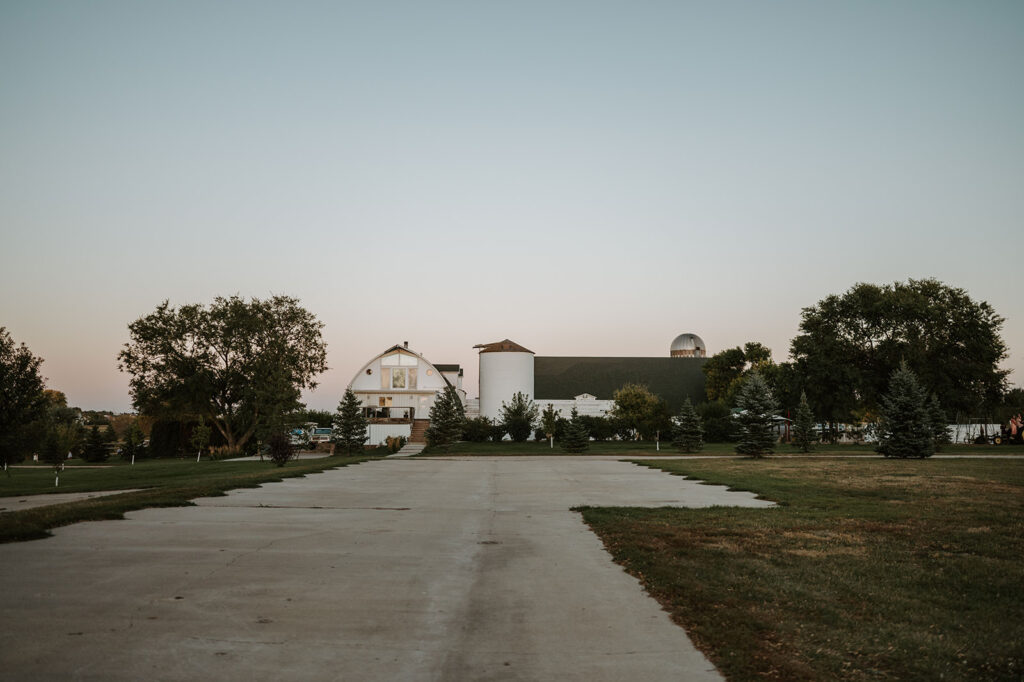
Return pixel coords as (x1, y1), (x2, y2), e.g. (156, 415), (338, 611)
(489, 424), (506, 442)
(499, 392), (538, 442)
(463, 417), (493, 442)
(267, 432), (294, 467)
(578, 415), (614, 441)
(384, 435), (407, 454)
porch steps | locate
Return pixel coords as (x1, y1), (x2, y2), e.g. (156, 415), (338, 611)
(410, 419), (430, 443)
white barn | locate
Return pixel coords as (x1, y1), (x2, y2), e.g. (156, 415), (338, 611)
(347, 343), (464, 444)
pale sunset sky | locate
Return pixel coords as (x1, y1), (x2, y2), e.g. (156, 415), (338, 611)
(2, 1), (1022, 412)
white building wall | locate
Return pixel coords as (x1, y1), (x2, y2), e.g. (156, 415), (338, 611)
(479, 352), (534, 420)
(349, 348), (452, 417)
(537, 395), (615, 419)
(367, 423), (412, 445)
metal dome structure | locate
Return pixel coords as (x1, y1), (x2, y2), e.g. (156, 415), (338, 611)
(670, 333), (706, 358)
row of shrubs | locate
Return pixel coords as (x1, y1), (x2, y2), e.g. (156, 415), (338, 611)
(460, 403), (739, 443)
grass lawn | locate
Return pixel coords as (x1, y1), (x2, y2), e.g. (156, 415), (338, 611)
(0, 455), (374, 543)
(418, 439), (1024, 457)
(578, 458), (1024, 681)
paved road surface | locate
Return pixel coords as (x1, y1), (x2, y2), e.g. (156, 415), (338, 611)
(1, 457), (773, 681)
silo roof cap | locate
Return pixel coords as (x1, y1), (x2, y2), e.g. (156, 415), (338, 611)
(473, 339), (534, 354)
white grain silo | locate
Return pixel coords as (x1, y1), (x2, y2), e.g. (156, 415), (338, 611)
(475, 339), (535, 421)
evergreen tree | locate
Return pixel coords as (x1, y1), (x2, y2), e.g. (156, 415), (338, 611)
(81, 425), (109, 463)
(735, 372), (779, 458)
(928, 393), (949, 452)
(876, 363), (934, 459)
(792, 391), (816, 453)
(333, 388), (369, 455)
(671, 398), (704, 453)
(560, 407), (590, 453)
(425, 386), (464, 452)
(499, 392), (539, 442)
(541, 404), (558, 448)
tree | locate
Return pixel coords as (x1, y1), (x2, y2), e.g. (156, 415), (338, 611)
(81, 426), (109, 463)
(876, 363), (934, 459)
(333, 388), (368, 455)
(791, 279), (1007, 422)
(0, 328), (48, 471)
(266, 431), (294, 467)
(671, 398), (703, 453)
(541, 404), (558, 448)
(561, 408), (590, 453)
(190, 416), (211, 461)
(735, 372), (779, 458)
(702, 342), (775, 403)
(499, 392), (538, 442)
(118, 295), (328, 452)
(610, 384), (661, 439)
(792, 391), (816, 453)
(122, 423), (146, 464)
(45, 391), (85, 461)
(424, 386), (464, 452)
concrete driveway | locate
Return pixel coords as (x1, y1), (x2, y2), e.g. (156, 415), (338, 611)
(1, 457), (772, 681)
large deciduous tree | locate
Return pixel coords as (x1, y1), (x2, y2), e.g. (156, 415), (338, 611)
(118, 296), (328, 452)
(0, 328), (48, 470)
(790, 279), (1007, 423)
(702, 342), (776, 404)
(610, 383), (667, 440)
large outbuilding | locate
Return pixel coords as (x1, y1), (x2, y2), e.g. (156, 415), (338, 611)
(347, 334), (708, 444)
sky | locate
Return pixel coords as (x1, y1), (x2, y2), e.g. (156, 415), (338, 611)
(1, 1), (1022, 413)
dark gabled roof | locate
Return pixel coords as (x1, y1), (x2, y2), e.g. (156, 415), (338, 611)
(433, 364), (461, 373)
(474, 339), (534, 354)
(534, 356), (707, 412)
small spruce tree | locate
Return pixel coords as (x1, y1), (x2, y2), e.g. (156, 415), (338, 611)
(876, 363), (934, 459)
(671, 398), (704, 453)
(425, 386), (464, 452)
(561, 407), (590, 453)
(81, 425), (109, 463)
(928, 393), (949, 452)
(735, 372), (779, 458)
(791, 391), (816, 453)
(333, 388), (369, 455)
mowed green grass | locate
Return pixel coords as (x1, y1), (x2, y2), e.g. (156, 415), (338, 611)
(579, 458), (1024, 681)
(420, 439), (1024, 457)
(0, 456), (373, 543)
